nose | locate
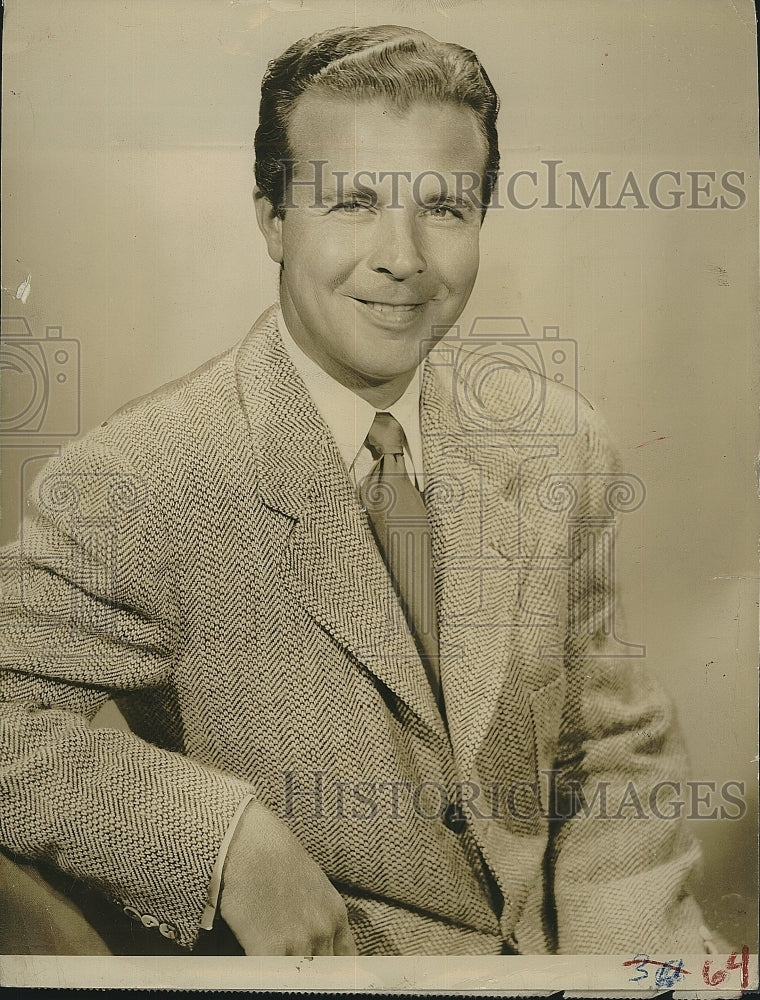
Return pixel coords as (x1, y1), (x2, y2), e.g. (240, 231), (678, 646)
(367, 211), (426, 281)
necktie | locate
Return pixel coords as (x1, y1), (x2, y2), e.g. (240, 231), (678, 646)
(358, 412), (442, 709)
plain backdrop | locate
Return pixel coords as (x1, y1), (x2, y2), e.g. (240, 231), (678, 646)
(1, 0), (758, 946)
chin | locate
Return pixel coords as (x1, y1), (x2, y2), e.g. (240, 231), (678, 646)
(354, 362), (414, 384)
(367, 353), (420, 374)
(354, 339), (413, 363)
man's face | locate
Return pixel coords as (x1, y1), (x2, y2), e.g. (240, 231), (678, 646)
(256, 91), (487, 398)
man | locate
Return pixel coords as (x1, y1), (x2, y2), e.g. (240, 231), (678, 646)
(1, 24), (708, 956)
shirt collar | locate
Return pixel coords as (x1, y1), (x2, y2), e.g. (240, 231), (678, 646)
(276, 307), (424, 479)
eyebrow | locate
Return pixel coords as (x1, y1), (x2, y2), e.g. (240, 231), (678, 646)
(325, 186), (377, 202)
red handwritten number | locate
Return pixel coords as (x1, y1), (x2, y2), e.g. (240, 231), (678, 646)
(702, 948), (750, 989)
(702, 960), (727, 987)
(729, 947), (750, 990)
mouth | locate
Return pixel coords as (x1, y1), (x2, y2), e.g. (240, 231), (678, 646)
(352, 298), (425, 315)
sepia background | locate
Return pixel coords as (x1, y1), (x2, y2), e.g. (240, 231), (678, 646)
(2, 0), (757, 948)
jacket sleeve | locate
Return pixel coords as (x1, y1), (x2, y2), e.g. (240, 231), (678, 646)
(547, 406), (707, 954)
(0, 436), (254, 950)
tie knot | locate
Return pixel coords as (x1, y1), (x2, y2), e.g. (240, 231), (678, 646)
(366, 412), (406, 459)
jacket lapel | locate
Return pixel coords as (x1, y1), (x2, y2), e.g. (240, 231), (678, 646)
(234, 309), (448, 743)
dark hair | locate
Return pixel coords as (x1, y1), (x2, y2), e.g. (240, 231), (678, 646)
(254, 24), (500, 218)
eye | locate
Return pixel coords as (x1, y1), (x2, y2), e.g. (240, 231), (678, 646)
(330, 199), (373, 214)
(427, 203), (464, 220)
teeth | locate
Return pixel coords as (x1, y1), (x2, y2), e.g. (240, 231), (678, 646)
(361, 301), (419, 313)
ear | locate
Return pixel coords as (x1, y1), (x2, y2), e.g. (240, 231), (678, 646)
(253, 187), (283, 265)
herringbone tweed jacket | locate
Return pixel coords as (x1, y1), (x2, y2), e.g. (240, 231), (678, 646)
(0, 306), (705, 955)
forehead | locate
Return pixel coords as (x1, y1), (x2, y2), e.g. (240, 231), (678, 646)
(286, 90), (487, 179)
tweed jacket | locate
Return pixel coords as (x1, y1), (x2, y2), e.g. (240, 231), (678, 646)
(0, 306), (705, 955)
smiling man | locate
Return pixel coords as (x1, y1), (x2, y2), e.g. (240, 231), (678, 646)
(0, 25), (710, 957)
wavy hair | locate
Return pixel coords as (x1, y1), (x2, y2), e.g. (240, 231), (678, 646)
(254, 25), (500, 218)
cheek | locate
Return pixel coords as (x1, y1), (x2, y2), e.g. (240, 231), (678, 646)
(282, 219), (356, 274)
(312, 243), (361, 293)
(285, 254), (357, 301)
(424, 229), (480, 288)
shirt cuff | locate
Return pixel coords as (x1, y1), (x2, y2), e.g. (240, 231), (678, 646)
(200, 793), (255, 932)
